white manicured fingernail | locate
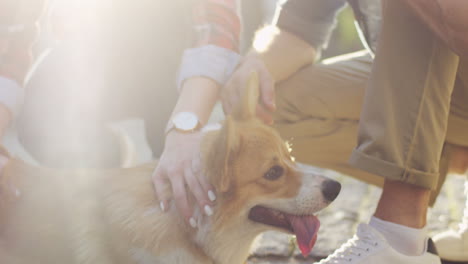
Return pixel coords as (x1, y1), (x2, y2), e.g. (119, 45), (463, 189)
(204, 205), (213, 216)
(208, 190), (216, 201)
(14, 188), (21, 197)
(159, 201), (166, 212)
(189, 217), (197, 228)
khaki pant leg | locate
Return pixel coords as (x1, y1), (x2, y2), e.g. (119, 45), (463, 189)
(446, 61), (468, 147)
(349, 0), (460, 190)
(274, 50), (384, 187)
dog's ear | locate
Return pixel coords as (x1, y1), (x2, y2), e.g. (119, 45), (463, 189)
(206, 116), (240, 193)
(232, 71), (260, 120)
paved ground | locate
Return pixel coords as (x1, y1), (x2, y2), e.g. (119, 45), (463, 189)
(246, 168), (467, 264)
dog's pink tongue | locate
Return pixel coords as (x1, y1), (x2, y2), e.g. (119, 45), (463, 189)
(285, 215), (320, 257)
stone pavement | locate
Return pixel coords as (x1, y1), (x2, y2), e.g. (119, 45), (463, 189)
(246, 168), (467, 264)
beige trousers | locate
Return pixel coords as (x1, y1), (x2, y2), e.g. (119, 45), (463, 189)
(274, 0), (468, 203)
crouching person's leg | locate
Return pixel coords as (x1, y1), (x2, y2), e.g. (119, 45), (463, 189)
(336, 0), (459, 263)
(274, 50), (377, 183)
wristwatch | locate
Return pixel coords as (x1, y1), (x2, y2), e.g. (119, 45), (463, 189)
(165, 112), (202, 135)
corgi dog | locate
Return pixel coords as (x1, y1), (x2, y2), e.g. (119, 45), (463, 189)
(0, 72), (340, 264)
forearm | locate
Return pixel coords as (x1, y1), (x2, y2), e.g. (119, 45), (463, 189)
(401, 0), (468, 58)
(171, 77), (220, 126)
(248, 0), (347, 82)
(171, 0), (240, 128)
(250, 26), (317, 82)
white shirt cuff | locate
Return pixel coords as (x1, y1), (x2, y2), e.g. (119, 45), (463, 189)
(177, 45), (241, 91)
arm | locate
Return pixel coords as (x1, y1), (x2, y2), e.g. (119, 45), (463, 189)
(173, 0), (242, 121)
(400, 0), (468, 59)
(251, 26), (317, 83)
(252, 0), (347, 81)
(153, 0), (241, 226)
(274, 0), (347, 57)
(170, 77), (219, 128)
(222, 0), (347, 123)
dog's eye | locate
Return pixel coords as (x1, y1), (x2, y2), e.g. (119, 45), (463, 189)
(264, 165), (284, 181)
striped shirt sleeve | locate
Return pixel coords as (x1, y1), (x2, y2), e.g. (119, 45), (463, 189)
(177, 0), (242, 90)
(192, 0), (241, 52)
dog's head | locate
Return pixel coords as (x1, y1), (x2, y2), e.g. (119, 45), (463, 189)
(202, 72), (341, 256)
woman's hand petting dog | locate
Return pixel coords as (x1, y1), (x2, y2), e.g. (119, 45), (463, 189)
(152, 131), (216, 228)
(154, 57), (276, 227)
(222, 54), (276, 124)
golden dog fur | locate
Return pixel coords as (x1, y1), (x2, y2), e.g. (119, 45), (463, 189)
(0, 73), (337, 264)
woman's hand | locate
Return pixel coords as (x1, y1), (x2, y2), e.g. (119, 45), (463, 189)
(221, 54), (276, 124)
(152, 130), (215, 228)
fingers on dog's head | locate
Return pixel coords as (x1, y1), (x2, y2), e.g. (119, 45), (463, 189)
(171, 177), (193, 223)
(183, 167), (212, 209)
(152, 167), (172, 204)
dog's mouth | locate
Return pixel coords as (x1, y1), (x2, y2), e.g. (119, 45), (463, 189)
(248, 206), (320, 256)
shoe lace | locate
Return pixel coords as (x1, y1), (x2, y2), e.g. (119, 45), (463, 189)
(318, 232), (379, 263)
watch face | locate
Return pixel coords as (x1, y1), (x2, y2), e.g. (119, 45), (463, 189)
(173, 112), (199, 131)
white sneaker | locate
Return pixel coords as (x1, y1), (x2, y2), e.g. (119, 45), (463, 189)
(433, 228), (468, 262)
(316, 224), (440, 264)
(433, 180), (468, 262)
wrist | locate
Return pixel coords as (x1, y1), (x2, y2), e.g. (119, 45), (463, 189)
(172, 77), (219, 126)
(165, 111), (203, 136)
(164, 128), (202, 144)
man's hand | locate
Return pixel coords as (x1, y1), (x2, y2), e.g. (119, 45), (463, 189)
(221, 54), (276, 124)
(221, 27), (317, 124)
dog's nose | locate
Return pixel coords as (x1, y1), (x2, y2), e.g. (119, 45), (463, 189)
(321, 180), (341, 202)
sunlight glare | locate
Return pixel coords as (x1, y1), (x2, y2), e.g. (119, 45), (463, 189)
(253, 25), (279, 53)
